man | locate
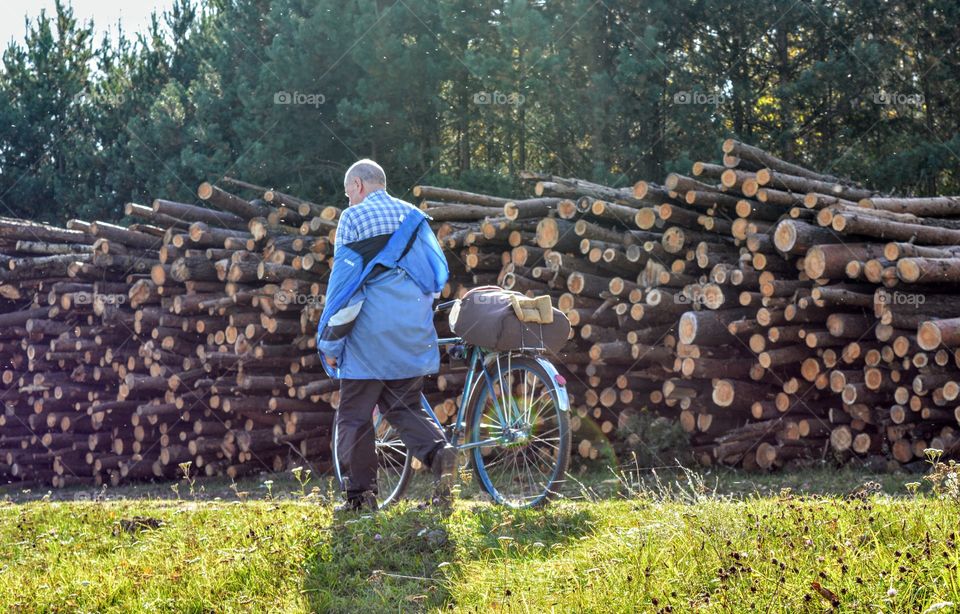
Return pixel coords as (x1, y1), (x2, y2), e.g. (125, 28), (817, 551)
(316, 159), (456, 512)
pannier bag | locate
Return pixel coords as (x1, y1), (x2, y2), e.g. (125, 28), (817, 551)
(448, 286), (570, 354)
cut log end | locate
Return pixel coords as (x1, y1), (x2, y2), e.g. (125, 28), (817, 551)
(804, 246), (826, 279)
(711, 379), (735, 407)
(830, 426), (853, 452)
(772, 220), (797, 253)
(800, 358), (820, 382)
(635, 208), (657, 230)
(918, 321), (944, 351)
(895, 259), (921, 283)
(197, 182), (213, 200)
(678, 312), (697, 345)
(535, 218), (561, 249)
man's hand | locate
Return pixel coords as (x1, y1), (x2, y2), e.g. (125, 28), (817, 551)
(325, 355), (338, 368)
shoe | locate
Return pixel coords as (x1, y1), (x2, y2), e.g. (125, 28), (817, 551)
(430, 445), (457, 506)
(334, 490), (378, 513)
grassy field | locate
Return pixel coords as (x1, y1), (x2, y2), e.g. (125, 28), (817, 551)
(0, 462), (958, 612)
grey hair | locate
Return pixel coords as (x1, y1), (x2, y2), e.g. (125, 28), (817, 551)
(344, 159), (386, 188)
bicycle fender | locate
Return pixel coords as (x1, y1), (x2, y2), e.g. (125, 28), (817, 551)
(528, 355), (570, 412)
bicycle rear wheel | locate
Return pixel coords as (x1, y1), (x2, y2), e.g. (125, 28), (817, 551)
(332, 405), (413, 508)
(467, 354), (570, 508)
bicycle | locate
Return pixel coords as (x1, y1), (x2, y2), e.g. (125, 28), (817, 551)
(332, 299), (572, 509)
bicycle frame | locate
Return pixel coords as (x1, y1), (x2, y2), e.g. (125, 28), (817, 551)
(423, 335), (571, 452)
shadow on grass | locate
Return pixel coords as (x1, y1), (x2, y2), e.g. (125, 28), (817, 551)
(301, 503), (455, 613)
(450, 503), (598, 561)
(299, 500), (598, 613)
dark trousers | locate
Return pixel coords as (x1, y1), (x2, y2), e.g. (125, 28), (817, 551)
(335, 376), (447, 496)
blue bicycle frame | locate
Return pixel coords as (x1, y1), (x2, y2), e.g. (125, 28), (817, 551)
(418, 335), (571, 452)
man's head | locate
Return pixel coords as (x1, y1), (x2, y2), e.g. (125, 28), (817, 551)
(344, 159), (386, 205)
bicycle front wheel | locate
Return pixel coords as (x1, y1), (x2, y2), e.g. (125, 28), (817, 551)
(467, 354), (570, 508)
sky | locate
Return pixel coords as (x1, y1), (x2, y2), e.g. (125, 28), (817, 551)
(0, 0), (178, 48)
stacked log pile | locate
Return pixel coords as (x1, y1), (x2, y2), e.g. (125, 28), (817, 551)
(3, 137), (960, 488)
(0, 184), (346, 487)
(419, 140), (960, 472)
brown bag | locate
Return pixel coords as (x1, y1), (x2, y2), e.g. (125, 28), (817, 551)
(448, 286), (570, 354)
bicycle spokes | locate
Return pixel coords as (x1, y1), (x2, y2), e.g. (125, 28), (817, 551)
(371, 412), (408, 495)
(471, 358), (570, 507)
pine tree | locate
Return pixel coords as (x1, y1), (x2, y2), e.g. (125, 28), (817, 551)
(0, 0), (95, 222)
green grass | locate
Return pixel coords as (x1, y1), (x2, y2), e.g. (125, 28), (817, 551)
(0, 464), (957, 612)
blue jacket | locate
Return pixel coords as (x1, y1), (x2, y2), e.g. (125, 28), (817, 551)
(316, 207), (449, 380)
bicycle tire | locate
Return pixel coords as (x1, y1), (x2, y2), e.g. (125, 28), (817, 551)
(465, 353), (571, 508)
